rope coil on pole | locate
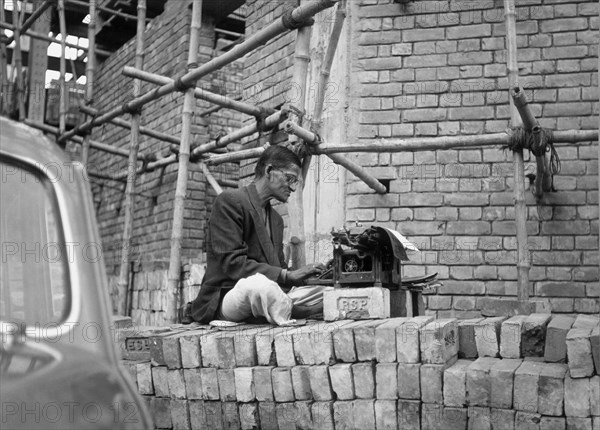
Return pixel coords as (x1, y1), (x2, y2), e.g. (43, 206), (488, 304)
(282, 8), (315, 29)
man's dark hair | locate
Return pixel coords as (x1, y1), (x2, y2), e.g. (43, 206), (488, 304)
(254, 145), (302, 178)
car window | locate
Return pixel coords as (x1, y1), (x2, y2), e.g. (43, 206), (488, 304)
(0, 159), (70, 326)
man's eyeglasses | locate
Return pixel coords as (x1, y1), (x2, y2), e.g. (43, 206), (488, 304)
(273, 168), (299, 187)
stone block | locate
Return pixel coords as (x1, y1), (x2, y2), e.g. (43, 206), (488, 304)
(540, 416), (566, 430)
(353, 400), (376, 430)
(544, 315), (576, 363)
(466, 357), (498, 407)
(152, 366), (169, 397)
(333, 401), (354, 430)
(444, 359), (471, 407)
(397, 363), (421, 400)
(375, 317), (410, 362)
(329, 363), (355, 400)
(421, 364), (446, 404)
(490, 358), (521, 409)
(271, 368), (295, 403)
(458, 318), (483, 359)
(275, 403), (298, 430)
(375, 400), (398, 430)
(313, 320), (354, 365)
(397, 316), (435, 363)
(573, 315), (599, 329)
(538, 363), (568, 416)
(254, 367), (274, 402)
(514, 361), (543, 413)
(491, 409), (515, 430)
(354, 319), (390, 361)
(353, 362), (376, 399)
(376, 363), (398, 399)
(234, 367), (254, 403)
(290, 365), (312, 401)
(309, 365), (334, 401)
(217, 369), (236, 402)
(200, 331), (236, 368)
(594, 417), (600, 430)
(515, 411), (542, 430)
(398, 399), (421, 430)
(566, 328), (595, 378)
(521, 314), (552, 357)
(566, 418), (593, 430)
(311, 401), (334, 430)
(469, 406), (492, 430)
(332, 320), (360, 362)
(500, 316), (527, 359)
(591, 375), (599, 416)
(564, 375), (591, 417)
(324, 287), (390, 321)
(255, 326), (285, 366)
(422, 403), (467, 430)
(189, 400), (207, 429)
(204, 401), (223, 430)
(239, 403), (260, 430)
(117, 326), (168, 361)
(136, 361), (153, 395)
(150, 398), (171, 429)
(170, 399), (190, 430)
(200, 368), (220, 400)
(420, 318), (459, 364)
(476, 317), (507, 358)
(258, 402), (277, 430)
(180, 329), (208, 368)
(274, 328), (297, 367)
(183, 368), (202, 400)
(231, 326), (271, 367)
(167, 369), (186, 399)
(162, 332), (188, 369)
(221, 402), (241, 430)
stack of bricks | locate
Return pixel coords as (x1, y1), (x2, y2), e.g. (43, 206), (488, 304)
(119, 313), (599, 429)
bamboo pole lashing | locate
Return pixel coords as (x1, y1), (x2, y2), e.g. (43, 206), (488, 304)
(504, 0), (530, 309)
(58, 0), (338, 144)
(80, 0), (96, 165)
(12, 0), (26, 120)
(5, 0), (54, 44)
(117, 0), (146, 317)
(511, 86), (553, 198)
(0, 22), (112, 56)
(166, 0), (202, 324)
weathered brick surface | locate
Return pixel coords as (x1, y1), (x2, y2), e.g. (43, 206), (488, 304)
(545, 315), (576, 363)
(566, 327), (595, 378)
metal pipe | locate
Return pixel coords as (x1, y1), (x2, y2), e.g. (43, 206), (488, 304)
(59, 0), (338, 143)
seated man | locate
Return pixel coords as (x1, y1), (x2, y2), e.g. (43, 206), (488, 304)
(184, 145), (327, 325)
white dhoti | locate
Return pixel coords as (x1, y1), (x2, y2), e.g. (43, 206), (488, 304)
(218, 273), (331, 325)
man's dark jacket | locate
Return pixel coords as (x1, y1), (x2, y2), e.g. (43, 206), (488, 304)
(190, 183), (287, 323)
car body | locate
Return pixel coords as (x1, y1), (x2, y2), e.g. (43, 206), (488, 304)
(0, 117), (153, 429)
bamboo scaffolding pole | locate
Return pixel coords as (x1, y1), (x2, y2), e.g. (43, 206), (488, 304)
(217, 178), (238, 188)
(23, 118), (136, 157)
(113, 153), (177, 179)
(58, 0), (338, 144)
(66, 0), (151, 22)
(166, 0), (202, 324)
(0, 22), (112, 56)
(12, 0), (26, 120)
(57, 0), (67, 134)
(0, 1), (9, 114)
(285, 0), (313, 269)
(5, 0), (54, 44)
(122, 66), (262, 117)
(190, 109), (287, 158)
(284, 120), (386, 194)
(200, 162), (222, 195)
(504, 0), (530, 309)
(312, 130), (598, 153)
(198, 99), (240, 117)
(80, 0), (96, 165)
(511, 86), (552, 198)
(207, 144), (269, 166)
(80, 105), (182, 145)
(117, 0), (146, 317)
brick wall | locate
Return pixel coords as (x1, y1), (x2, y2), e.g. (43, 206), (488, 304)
(118, 313), (600, 429)
(88, 0), (243, 324)
(343, 0), (599, 316)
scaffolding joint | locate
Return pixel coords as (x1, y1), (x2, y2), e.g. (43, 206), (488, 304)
(282, 8), (315, 30)
(122, 101), (143, 116)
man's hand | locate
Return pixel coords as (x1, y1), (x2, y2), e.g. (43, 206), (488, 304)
(287, 263), (326, 286)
